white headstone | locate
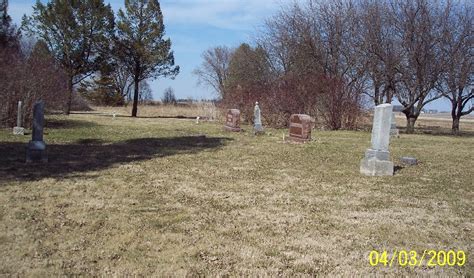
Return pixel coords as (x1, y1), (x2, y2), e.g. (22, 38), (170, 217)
(13, 100), (25, 135)
(254, 102), (264, 134)
(360, 103), (394, 176)
(370, 104), (392, 151)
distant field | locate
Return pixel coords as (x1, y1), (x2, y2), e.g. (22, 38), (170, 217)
(90, 105), (474, 134)
(0, 108), (472, 275)
(90, 103), (221, 120)
(415, 112), (474, 121)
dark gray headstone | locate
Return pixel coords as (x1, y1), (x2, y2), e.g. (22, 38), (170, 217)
(32, 101), (44, 141)
(26, 100), (47, 163)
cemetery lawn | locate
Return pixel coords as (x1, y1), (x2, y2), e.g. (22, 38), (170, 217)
(0, 112), (473, 276)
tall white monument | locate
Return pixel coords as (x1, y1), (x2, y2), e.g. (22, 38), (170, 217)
(360, 103), (394, 176)
(13, 101), (25, 135)
(253, 102), (264, 134)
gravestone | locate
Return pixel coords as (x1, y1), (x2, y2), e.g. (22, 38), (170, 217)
(26, 100), (47, 163)
(390, 112), (399, 137)
(13, 101), (25, 135)
(360, 103), (393, 176)
(286, 114), (312, 143)
(253, 102), (264, 134)
(224, 109), (241, 132)
(400, 156), (418, 165)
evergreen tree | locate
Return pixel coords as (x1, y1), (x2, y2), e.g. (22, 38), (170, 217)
(226, 43), (271, 91)
(22, 0), (115, 114)
(115, 0), (179, 117)
(0, 0), (20, 50)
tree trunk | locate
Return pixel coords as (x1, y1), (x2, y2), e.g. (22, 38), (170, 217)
(374, 85), (381, 106)
(406, 116), (416, 134)
(451, 93), (462, 135)
(452, 116), (460, 135)
(64, 75), (73, 115)
(131, 77), (139, 117)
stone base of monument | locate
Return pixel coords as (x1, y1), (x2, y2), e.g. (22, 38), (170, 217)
(224, 125), (241, 132)
(13, 127), (25, 135)
(26, 141), (48, 163)
(254, 124), (264, 135)
(400, 156), (417, 166)
(360, 149), (394, 176)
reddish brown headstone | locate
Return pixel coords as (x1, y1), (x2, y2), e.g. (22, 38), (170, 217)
(224, 109), (241, 132)
(286, 114), (312, 142)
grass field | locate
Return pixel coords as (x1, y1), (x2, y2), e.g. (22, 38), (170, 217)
(0, 109), (473, 276)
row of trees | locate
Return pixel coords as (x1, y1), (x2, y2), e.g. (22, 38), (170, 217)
(1, 0), (178, 125)
(194, 0), (473, 133)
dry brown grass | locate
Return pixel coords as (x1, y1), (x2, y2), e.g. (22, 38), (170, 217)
(0, 109), (472, 276)
(92, 103), (221, 120)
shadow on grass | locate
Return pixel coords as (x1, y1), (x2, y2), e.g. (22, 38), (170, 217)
(45, 118), (99, 129)
(0, 136), (231, 183)
(394, 165), (404, 174)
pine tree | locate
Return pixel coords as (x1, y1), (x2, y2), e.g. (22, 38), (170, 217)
(0, 0), (20, 50)
(115, 0), (179, 117)
(22, 0), (115, 114)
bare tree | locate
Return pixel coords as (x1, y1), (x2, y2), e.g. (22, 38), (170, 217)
(161, 87), (176, 105)
(1, 39), (67, 127)
(138, 81), (153, 104)
(357, 0), (402, 105)
(257, 3), (305, 77)
(196, 0), (474, 133)
(438, 1), (473, 134)
(218, 0), (365, 129)
(390, 0), (445, 133)
(112, 64), (134, 101)
(313, 0), (367, 129)
(193, 46), (233, 98)
(1, 0), (67, 127)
